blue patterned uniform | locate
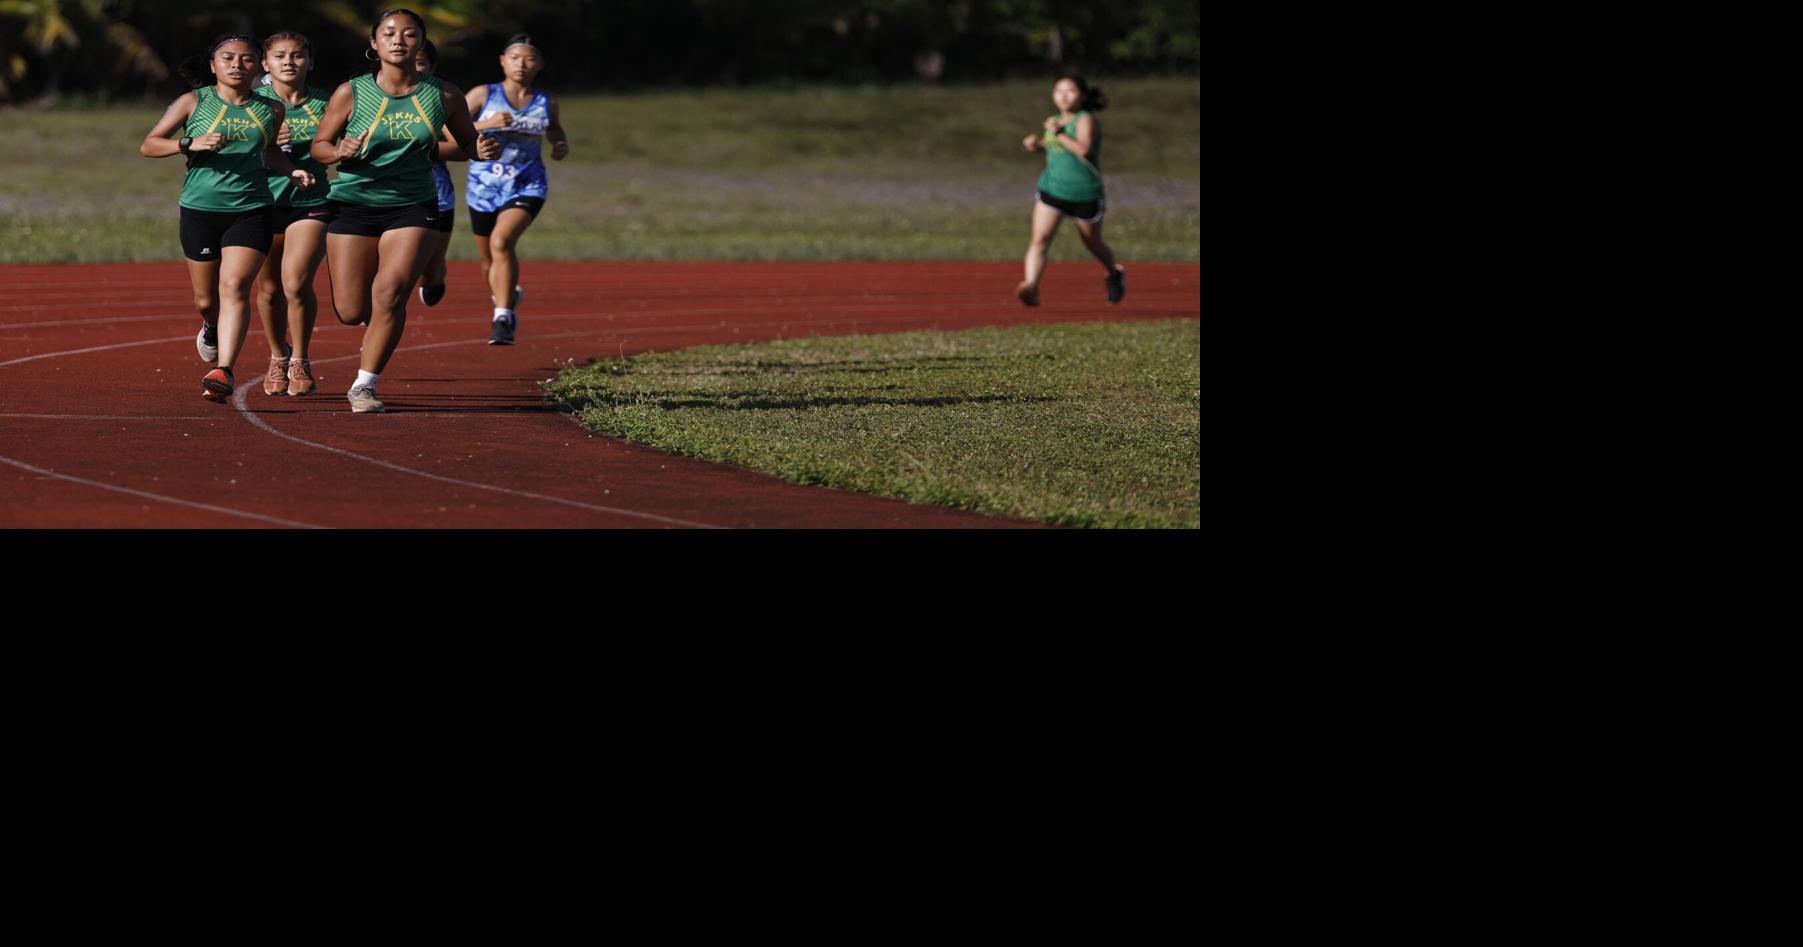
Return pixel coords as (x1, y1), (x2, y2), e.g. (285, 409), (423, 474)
(466, 83), (549, 212)
(430, 160), (455, 213)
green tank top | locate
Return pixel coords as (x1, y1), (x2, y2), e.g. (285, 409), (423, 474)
(1037, 111), (1104, 203)
(255, 84), (332, 208)
(328, 72), (448, 207)
(180, 86), (281, 212)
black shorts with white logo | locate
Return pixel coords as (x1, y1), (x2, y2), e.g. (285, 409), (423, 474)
(469, 197), (545, 237)
(274, 204), (336, 231)
(179, 206), (274, 261)
(1036, 189), (1106, 224)
(327, 201), (440, 237)
(431, 206), (455, 234)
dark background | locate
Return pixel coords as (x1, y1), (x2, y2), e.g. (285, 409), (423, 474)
(1, 0), (1201, 103)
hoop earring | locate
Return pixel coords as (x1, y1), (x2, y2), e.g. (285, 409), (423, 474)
(365, 48), (379, 62)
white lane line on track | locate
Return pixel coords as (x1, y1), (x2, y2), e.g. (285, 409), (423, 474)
(0, 454), (326, 529)
(0, 313), (209, 330)
(228, 373), (723, 530)
(0, 312), (976, 530)
(0, 298), (1016, 331)
(0, 413), (219, 420)
(0, 335), (189, 368)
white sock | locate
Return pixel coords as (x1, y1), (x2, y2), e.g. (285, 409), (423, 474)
(494, 308), (514, 323)
(355, 370), (379, 389)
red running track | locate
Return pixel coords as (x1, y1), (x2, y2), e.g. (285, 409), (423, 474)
(0, 261), (1200, 528)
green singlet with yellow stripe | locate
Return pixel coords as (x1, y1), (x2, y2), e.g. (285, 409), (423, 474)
(180, 86), (281, 212)
(1038, 110), (1104, 204)
(329, 72), (448, 207)
(255, 83), (332, 208)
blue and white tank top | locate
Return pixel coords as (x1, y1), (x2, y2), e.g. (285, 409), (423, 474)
(467, 83), (550, 212)
(430, 160), (454, 212)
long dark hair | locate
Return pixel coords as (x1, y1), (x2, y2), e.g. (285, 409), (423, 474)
(177, 34), (263, 88)
(1057, 73), (1108, 112)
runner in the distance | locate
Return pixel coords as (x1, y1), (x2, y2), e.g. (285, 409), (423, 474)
(1016, 74), (1125, 308)
(464, 33), (570, 345)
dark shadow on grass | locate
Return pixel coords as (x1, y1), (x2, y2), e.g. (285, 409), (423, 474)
(584, 393), (1056, 411)
(625, 355), (1008, 377)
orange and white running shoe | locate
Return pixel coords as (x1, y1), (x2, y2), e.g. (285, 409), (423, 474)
(265, 355), (289, 395)
(201, 367), (233, 403)
(287, 357), (315, 396)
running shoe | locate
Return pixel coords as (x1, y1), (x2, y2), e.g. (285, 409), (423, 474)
(489, 313), (516, 346)
(264, 355), (289, 395)
(347, 384), (385, 414)
(1105, 267), (1125, 305)
(288, 357), (315, 396)
(201, 367), (233, 403)
(197, 322), (219, 362)
(420, 281), (447, 307)
(1015, 281), (1040, 307)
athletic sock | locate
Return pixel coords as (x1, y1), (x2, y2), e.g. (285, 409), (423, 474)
(355, 369), (379, 389)
(494, 308), (514, 323)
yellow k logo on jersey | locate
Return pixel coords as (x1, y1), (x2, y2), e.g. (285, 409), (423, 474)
(380, 112), (422, 141)
(221, 116), (258, 142)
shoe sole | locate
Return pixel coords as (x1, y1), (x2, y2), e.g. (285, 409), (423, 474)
(201, 379), (233, 402)
(351, 402), (385, 413)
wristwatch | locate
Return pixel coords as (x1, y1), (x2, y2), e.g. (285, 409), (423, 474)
(178, 137), (193, 154)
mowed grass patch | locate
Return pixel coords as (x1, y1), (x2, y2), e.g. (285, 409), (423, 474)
(1, 78), (1198, 263)
(548, 320), (1200, 528)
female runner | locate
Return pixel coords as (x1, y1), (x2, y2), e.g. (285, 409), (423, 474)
(252, 30), (333, 396)
(1017, 74), (1125, 307)
(465, 34), (570, 345)
(140, 34), (315, 402)
(310, 9), (497, 414)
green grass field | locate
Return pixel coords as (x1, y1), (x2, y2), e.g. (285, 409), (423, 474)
(548, 320), (1201, 528)
(0, 79), (1199, 263)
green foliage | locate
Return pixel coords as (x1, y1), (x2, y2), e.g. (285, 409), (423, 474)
(549, 321), (1202, 528)
(0, 0), (1201, 102)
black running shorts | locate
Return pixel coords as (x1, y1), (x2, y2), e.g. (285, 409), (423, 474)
(468, 197), (545, 237)
(327, 201), (441, 237)
(273, 204), (336, 231)
(1036, 189), (1106, 224)
(179, 206), (274, 261)
(430, 207), (455, 234)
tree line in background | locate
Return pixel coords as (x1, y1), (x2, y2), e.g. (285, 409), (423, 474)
(0, 0), (1200, 103)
